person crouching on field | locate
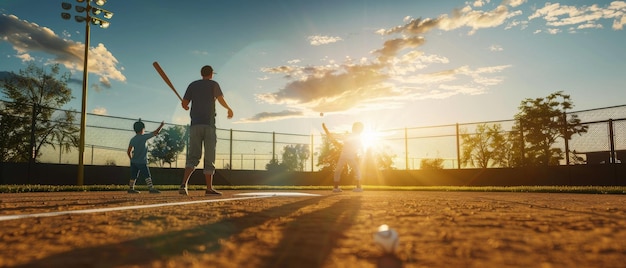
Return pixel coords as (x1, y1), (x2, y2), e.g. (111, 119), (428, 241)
(127, 119), (165, 194)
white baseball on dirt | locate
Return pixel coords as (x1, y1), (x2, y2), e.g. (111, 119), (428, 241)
(373, 224), (399, 253)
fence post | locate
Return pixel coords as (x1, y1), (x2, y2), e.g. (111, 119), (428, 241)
(609, 119), (616, 163)
(229, 129), (233, 170)
(185, 124), (190, 166)
(563, 112), (570, 165)
(456, 123), (461, 169)
(519, 120), (526, 166)
(58, 141), (62, 164)
(310, 133), (314, 172)
(28, 103), (37, 184)
(404, 128), (408, 170)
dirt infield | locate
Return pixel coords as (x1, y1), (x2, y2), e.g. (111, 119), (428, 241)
(0, 190), (625, 267)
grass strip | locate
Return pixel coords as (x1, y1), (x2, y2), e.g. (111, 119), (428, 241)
(0, 184), (624, 194)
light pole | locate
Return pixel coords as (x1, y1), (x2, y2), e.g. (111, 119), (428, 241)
(61, 0), (113, 185)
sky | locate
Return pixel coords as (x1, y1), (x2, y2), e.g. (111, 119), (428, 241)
(1, 0), (625, 136)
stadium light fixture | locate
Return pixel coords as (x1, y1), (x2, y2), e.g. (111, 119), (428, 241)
(60, 0), (113, 186)
(92, 7), (114, 19)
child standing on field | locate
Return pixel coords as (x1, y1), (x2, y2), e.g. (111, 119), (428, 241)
(322, 122), (364, 192)
(127, 119), (165, 194)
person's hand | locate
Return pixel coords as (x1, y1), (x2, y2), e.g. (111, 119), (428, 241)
(227, 108), (233, 119)
(158, 121), (165, 133)
(182, 103), (189, 111)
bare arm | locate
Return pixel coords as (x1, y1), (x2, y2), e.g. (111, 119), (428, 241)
(217, 95), (234, 119)
(127, 146), (132, 159)
(181, 99), (190, 111)
(322, 123), (340, 147)
(152, 121), (165, 135)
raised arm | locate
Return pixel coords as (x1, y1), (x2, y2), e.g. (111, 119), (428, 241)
(152, 121), (165, 135)
(322, 123), (340, 147)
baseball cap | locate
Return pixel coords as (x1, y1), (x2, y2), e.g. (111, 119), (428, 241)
(201, 65), (217, 76)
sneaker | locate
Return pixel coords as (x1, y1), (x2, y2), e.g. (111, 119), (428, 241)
(332, 188), (342, 193)
(352, 187), (363, 192)
(205, 189), (222, 196)
(149, 188), (161, 194)
(178, 187), (188, 196)
(127, 189), (140, 194)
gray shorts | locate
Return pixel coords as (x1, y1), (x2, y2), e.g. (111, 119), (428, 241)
(186, 124), (217, 175)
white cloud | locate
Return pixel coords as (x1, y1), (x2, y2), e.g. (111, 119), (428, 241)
(577, 23), (603, 29)
(546, 28), (561, 34)
(489, 44), (503, 51)
(16, 53), (34, 62)
(0, 14), (126, 89)
(529, 1), (626, 32)
(91, 107), (107, 115)
(438, 5), (511, 35)
(472, 0), (487, 8)
(247, 3), (518, 122)
(307, 35), (343, 46)
(613, 14), (626, 30)
(506, 0), (526, 8)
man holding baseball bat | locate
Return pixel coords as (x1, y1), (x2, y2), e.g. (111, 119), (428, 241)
(179, 65), (234, 196)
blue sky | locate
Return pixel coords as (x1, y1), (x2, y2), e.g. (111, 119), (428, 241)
(1, 0), (625, 135)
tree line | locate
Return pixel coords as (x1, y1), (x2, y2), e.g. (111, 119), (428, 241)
(459, 91), (587, 168)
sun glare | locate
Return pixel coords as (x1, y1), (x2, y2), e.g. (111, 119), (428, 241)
(361, 129), (381, 150)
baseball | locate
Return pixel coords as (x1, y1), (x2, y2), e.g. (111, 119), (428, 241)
(373, 224), (399, 253)
(320, 112), (324, 117)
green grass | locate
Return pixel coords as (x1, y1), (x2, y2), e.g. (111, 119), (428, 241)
(0, 184), (625, 194)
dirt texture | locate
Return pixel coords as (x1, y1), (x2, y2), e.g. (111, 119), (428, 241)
(0, 190), (625, 268)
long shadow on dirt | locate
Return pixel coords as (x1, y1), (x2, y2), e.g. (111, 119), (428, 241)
(14, 195), (342, 267)
(0, 199), (136, 213)
(260, 195), (362, 268)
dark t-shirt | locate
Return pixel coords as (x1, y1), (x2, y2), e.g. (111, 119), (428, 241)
(183, 79), (224, 126)
(128, 133), (156, 164)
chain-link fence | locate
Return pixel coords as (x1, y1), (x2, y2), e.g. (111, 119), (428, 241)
(2, 100), (625, 171)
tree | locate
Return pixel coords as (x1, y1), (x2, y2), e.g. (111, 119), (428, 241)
(501, 129), (524, 168)
(460, 123), (509, 168)
(149, 125), (187, 167)
(420, 158), (444, 169)
(513, 91), (587, 166)
(272, 144), (310, 172)
(0, 63), (78, 163)
(317, 135), (342, 173)
(265, 158), (285, 172)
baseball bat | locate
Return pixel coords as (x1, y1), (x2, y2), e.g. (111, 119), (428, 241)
(152, 61), (183, 102)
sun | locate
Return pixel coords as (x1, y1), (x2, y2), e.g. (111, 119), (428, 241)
(361, 129), (381, 151)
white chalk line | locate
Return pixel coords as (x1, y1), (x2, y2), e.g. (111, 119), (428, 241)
(0, 195), (274, 222)
(0, 192), (322, 222)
